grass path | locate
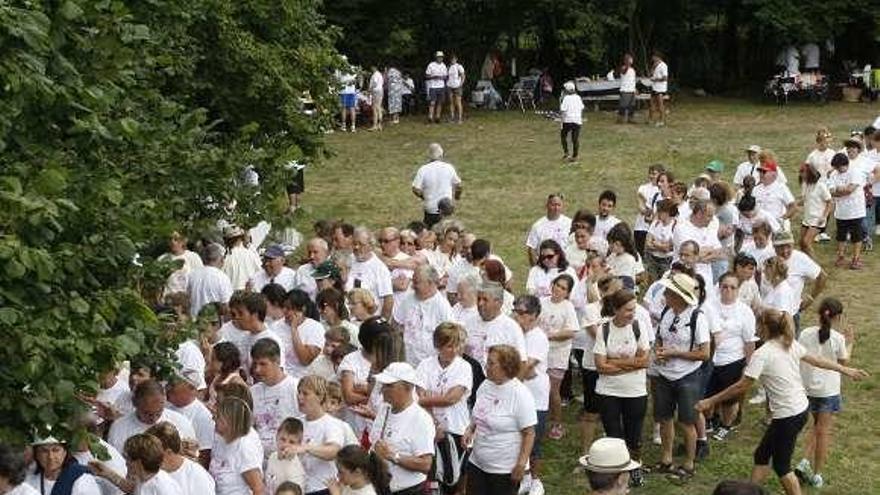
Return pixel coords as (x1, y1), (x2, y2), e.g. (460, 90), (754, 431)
(300, 97), (879, 494)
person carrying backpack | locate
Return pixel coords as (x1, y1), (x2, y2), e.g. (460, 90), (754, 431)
(594, 289), (650, 487)
(649, 273), (711, 482)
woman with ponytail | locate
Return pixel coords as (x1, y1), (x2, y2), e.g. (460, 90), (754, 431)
(794, 298), (854, 488)
(327, 444), (390, 495)
(696, 309), (867, 495)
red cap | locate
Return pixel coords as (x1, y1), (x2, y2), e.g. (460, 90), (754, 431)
(759, 160), (778, 173)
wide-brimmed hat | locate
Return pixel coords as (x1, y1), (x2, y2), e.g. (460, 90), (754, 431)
(578, 438), (641, 474)
(772, 230), (795, 246)
(374, 362), (424, 388)
(746, 144), (761, 153)
(659, 272), (698, 306)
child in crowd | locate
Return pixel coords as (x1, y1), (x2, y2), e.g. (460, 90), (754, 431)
(266, 418), (306, 494)
(275, 481), (303, 495)
(645, 198), (677, 281)
(634, 164), (665, 256)
(327, 445), (391, 495)
(308, 327), (351, 381)
(325, 382), (361, 446)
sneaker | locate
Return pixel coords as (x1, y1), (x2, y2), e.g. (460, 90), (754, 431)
(795, 459), (813, 483)
(696, 440), (710, 461)
(713, 426), (731, 442)
(748, 388), (766, 405)
(866, 240), (874, 252)
(548, 423), (565, 440)
(629, 467), (645, 487)
(810, 473), (824, 488)
(518, 474), (532, 495)
(705, 418), (716, 434)
(528, 478), (545, 495)
(652, 424), (662, 445)
(817, 232), (831, 242)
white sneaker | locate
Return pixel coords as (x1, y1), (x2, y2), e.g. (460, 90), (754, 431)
(652, 424), (662, 445)
(748, 388), (767, 405)
(810, 473), (824, 488)
(518, 474), (532, 495)
(817, 232), (831, 242)
(529, 478), (545, 495)
(875, 225), (880, 236)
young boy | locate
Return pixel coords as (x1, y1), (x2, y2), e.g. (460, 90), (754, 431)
(595, 190), (621, 241)
(324, 382), (360, 447)
(828, 152), (866, 269)
(266, 418), (306, 494)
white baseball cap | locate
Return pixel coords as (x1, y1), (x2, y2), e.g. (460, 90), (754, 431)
(374, 362), (424, 388)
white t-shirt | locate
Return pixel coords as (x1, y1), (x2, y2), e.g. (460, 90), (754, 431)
(72, 439), (126, 495)
(167, 458), (215, 495)
(783, 250), (821, 305)
(416, 355), (472, 435)
(369, 70), (383, 93)
(607, 252), (639, 282)
(294, 262), (319, 301)
(653, 306), (710, 380)
(446, 63), (465, 89)
(710, 300), (757, 366)
(734, 162), (789, 187)
(96, 377), (130, 414)
(673, 219), (721, 290)
(8, 484), (39, 495)
(219, 324), (284, 381)
(620, 67), (637, 92)
(798, 326), (848, 398)
(369, 402), (435, 492)
(249, 266), (298, 292)
(635, 183), (661, 231)
(27, 472), (102, 495)
(251, 375), (302, 456)
(168, 399), (215, 452)
(595, 215), (621, 241)
(272, 317), (325, 377)
(209, 429), (263, 495)
(302, 414), (346, 493)
(559, 94), (584, 125)
(337, 350), (373, 435)
(538, 297), (579, 370)
(577, 303), (602, 369)
(347, 255), (393, 314)
(137, 471), (184, 495)
(752, 181), (795, 223)
(108, 409), (196, 453)
(523, 328), (550, 410)
(651, 61), (669, 92)
(646, 219), (676, 258)
(800, 43), (820, 68)
(829, 167), (866, 220)
(187, 266), (234, 318)
(762, 280), (799, 316)
(806, 148), (836, 179)
(412, 160), (462, 214)
(480, 313), (528, 366)
(425, 62), (448, 89)
(393, 290), (453, 366)
(223, 245), (262, 291)
(801, 181), (832, 227)
(594, 320), (649, 397)
(470, 379), (537, 474)
(265, 452), (305, 494)
(525, 265), (577, 299)
(744, 340), (809, 419)
(525, 215), (572, 251)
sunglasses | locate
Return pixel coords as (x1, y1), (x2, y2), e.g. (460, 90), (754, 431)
(540, 253), (557, 260)
(513, 309), (531, 315)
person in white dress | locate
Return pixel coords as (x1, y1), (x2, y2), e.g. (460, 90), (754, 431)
(696, 309), (867, 495)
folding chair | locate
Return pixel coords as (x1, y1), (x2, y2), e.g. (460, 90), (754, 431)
(506, 75), (539, 112)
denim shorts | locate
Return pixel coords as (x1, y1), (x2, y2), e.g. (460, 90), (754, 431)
(340, 93), (356, 109)
(532, 409), (549, 458)
(808, 395), (842, 413)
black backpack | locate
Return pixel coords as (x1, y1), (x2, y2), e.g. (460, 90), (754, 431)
(602, 319), (641, 349)
(657, 305), (702, 351)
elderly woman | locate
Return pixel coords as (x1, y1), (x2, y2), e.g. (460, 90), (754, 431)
(27, 437), (102, 495)
(370, 362), (435, 495)
(210, 397), (264, 495)
(526, 239), (577, 298)
(463, 345), (536, 495)
(347, 288), (377, 327)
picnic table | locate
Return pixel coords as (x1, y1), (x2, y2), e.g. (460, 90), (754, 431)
(575, 77), (668, 111)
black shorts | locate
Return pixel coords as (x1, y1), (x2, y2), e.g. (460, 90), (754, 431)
(835, 217), (864, 242)
(582, 369), (601, 414)
(708, 359), (746, 403)
(286, 169), (304, 194)
(754, 409), (808, 477)
(651, 90), (667, 96)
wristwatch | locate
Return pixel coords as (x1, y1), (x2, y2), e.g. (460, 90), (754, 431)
(393, 452), (401, 464)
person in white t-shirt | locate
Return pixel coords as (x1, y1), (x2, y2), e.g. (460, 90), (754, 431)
(805, 128), (836, 180)
(797, 162), (833, 258)
(525, 194), (572, 266)
(219, 292), (285, 382)
(761, 256), (798, 317)
(165, 373), (214, 466)
(616, 53), (638, 124)
(0, 444), (40, 495)
(393, 265), (453, 366)
(526, 239), (578, 299)
(594, 289), (650, 486)
(326, 445), (389, 495)
(511, 295), (550, 492)
(733, 145), (764, 190)
(649, 52), (668, 127)
(247, 245), (299, 293)
(464, 345), (537, 495)
(368, 66), (384, 131)
(645, 198), (678, 280)
(559, 81), (584, 162)
(107, 381), (197, 456)
(411, 144), (462, 228)
(159, 232), (204, 296)
(264, 418), (305, 494)
(291, 376), (345, 495)
(752, 160), (796, 229)
(634, 164), (664, 256)
(278, 289), (326, 377)
(210, 397), (265, 495)
(476, 282), (528, 367)
(538, 274), (579, 441)
(771, 231), (826, 326)
(121, 434), (184, 495)
(696, 309), (867, 495)
(795, 298), (854, 488)
(369, 363), (435, 494)
(595, 190), (622, 241)
(828, 152), (866, 269)
(425, 51), (448, 123)
(187, 243), (234, 318)
(222, 226), (262, 291)
(28, 438), (103, 495)
(144, 422), (215, 495)
(446, 54), (466, 123)
(347, 227), (394, 319)
(249, 338), (302, 458)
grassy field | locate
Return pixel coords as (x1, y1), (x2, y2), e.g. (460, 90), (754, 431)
(299, 97), (879, 494)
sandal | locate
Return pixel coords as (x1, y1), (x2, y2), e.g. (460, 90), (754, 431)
(645, 462), (674, 474)
(850, 259), (863, 270)
(667, 465), (695, 482)
(835, 256), (847, 267)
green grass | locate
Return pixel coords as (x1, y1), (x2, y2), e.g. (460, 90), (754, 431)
(299, 97), (880, 494)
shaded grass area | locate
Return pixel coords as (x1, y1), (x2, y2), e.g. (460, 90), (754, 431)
(301, 97), (880, 494)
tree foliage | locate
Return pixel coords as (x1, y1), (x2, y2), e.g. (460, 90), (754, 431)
(0, 0), (338, 444)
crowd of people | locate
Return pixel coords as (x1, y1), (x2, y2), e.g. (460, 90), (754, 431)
(1, 114), (879, 495)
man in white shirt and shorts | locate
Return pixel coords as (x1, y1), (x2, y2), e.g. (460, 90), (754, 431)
(649, 52), (669, 127)
(425, 51), (448, 124)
